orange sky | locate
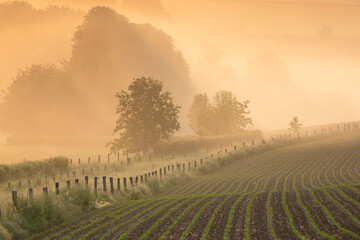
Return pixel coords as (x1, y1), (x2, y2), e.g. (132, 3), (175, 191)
(1, 0), (360, 131)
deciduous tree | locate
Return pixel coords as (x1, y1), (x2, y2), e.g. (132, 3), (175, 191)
(109, 77), (180, 153)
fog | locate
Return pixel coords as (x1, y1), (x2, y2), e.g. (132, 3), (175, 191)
(1, 0), (360, 159)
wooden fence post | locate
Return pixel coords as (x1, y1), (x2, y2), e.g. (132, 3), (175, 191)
(164, 167), (166, 175)
(130, 177), (133, 186)
(194, 160), (197, 169)
(43, 187), (48, 196)
(12, 191), (17, 206)
(28, 188), (33, 199)
(55, 182), (59, 195)
(85, 176), (89, 188)
(109, 177), (114, 194)
(200, 159), (203, 165)
(117, 178), (120, 191)
(135, 176), (138, 185)
(94, 177), (98, 196)
(188, 162), (191, 170)
(102, 176), (107, 191)
(67, 180), (70, 189)
(123, 177), (127, 189)
(141, 175), (143, 184)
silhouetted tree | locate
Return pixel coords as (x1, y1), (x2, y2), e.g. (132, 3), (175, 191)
(289, 116), (302, 134)
(188, 93), (212, 136)
(189, 91), (252, 136)
(109, 77), (180, 153)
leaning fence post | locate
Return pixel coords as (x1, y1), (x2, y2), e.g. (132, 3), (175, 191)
(12, 191), (17, 206)
(103, 176), (107, 191)
(109, 177), (114, 194)
(55, 182), (59, 195)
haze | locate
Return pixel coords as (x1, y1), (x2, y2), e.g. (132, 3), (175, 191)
(1, 0), (360, 161)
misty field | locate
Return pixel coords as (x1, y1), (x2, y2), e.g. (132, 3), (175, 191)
(24, 132), (360, 240)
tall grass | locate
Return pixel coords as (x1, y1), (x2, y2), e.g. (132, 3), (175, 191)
(153, 130), (263, 154)
(0, 156), (69, 183)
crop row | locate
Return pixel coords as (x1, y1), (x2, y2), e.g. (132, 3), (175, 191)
(32, 133), (360, 239)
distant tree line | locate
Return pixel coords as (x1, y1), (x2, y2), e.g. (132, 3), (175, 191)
(0, 6), (191, 136)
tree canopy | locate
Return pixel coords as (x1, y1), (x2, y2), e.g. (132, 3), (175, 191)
(0, 6), (191, 136)
(0, 64), (79, 135)
(189, 91), (252, 136)
(109, 77), (180, 154)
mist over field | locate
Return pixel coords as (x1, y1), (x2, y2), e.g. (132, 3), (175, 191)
(1, 0), (360, 161)
(1, 2), (360, 239)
